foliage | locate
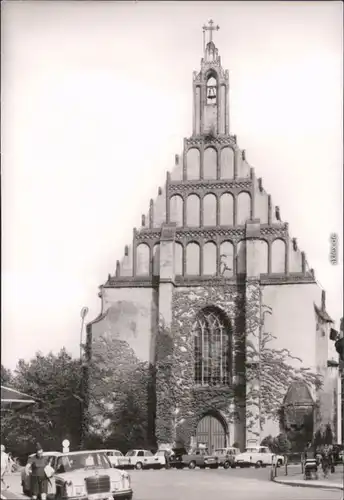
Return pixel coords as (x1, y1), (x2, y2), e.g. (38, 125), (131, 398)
(87, 335), (156, 453)
(313, 423), (334, 448)
(1, 364), (13, 386)
(155, 257), (322, 445)
(261, 433), (291, 454)
(283, 410), (314, 452)
(1, 349), (83, 458)
(243, 283), (322, 431)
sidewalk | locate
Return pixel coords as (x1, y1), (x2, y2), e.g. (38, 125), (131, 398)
(1, 472), (26, 500)
(273, 470), (344, 491)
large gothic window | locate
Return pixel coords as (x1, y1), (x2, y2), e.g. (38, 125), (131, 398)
(194, 308), (231, 386)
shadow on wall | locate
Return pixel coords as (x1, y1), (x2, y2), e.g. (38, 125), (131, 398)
(87, 338), (156, 452)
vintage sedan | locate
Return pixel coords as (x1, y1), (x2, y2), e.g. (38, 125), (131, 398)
(103, 450), (125, 469)
(235, 446), (284, 468)
(213, 447), (240, 469)
(54, 450), (132, 500)
(117, 449), (162, 470)
(21, 451), (61, 498)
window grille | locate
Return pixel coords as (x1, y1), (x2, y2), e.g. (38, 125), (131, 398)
(194, 309), (231, 386)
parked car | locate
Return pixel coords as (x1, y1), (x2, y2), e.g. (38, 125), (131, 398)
(154, 450), (168, 468)
(235, 446), (284, 468)
(179, 447), (219, 469)
(213, 447), (240, 469)
(21, 451), (61, 499)
(54, 450), (132, 499)
(103, 449), (125, 468)
(118, 449), (163, 470)
(169, 447), (188, 469)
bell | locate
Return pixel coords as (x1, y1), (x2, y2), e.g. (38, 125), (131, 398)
(207, 87), (216, 99)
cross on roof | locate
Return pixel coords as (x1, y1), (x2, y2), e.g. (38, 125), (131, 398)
(202, 19), (220, 44)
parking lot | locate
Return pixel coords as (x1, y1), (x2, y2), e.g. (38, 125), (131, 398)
(3, 467), (342, 500)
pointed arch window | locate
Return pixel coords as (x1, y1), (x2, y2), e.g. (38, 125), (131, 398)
(206, 76), (217, 105)
(194, 308), (231, 386)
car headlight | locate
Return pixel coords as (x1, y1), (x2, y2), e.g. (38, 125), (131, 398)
(64, 481), (74, 497)
(120, 471), (131, 487)
(74, 485), (86, 496)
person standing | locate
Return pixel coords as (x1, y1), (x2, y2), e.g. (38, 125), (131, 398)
(26, 443), (50, 500)
(1, 445), (10, 491)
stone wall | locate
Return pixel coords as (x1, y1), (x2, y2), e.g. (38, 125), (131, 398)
(155, 283), (246, 448)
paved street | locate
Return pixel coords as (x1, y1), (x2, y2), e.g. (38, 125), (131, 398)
(2, 469), (343, 500)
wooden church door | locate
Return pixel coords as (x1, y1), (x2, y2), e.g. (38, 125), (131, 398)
(195, 414), (226, 452)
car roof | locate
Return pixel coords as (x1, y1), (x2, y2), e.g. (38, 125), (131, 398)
(95, 449), (122, 453)
(61, 450), (110, 456)
(29, 452), (61, 457)
(128, 449), (149, 452)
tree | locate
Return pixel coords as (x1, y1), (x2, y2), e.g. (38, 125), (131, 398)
(86, 336), (156, 452)
(261, 433), (291, 454)
(313, 423), (334, 449)
(1, 364), (13, 386)
(1, 349), (83, 457)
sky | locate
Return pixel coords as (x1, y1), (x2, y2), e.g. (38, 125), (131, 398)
(1, 1), (343, 370)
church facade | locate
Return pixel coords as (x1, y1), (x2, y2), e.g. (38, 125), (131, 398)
(86, 24), (341, 451)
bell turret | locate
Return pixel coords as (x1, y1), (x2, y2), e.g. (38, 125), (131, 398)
(192, 20), (230, 137)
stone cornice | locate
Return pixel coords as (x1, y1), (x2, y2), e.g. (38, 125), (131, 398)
(185, 135), (237, 148)
(134, 223), (289, 244)
(168, 178), (252, 195)
(104, 272), (315, 288)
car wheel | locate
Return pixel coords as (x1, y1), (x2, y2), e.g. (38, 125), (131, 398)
(188, 461), (196, 470)
(135, 461), (143, 470)
(255, 461), (263, 468)
(223, 461), (230, 469)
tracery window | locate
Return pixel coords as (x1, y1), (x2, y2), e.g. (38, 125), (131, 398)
(194, 308), (231, 386)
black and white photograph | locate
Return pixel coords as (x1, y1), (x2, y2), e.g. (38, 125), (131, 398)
(1, 1), (343, 499)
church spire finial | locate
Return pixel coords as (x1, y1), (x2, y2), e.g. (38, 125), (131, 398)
(202, 19), (220, 51)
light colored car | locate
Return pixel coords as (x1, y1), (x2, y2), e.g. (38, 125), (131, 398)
(21, 451), (61, 499)
(154, 450), (167, 468)
(213, 447), (241, 469)
(54, 450), (132, 499)
(103, 450), (125, 468)
(235, 446), (284, 468)
(118, 449), (163, 470)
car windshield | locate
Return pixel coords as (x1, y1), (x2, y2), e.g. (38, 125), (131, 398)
(125, 451), (136, 457)
(28, 454), (54, 464)
(56, 453), (110, 472)
(215, 449), (225, 454)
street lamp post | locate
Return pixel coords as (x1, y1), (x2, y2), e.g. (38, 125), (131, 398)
(79, 307), (89, 449)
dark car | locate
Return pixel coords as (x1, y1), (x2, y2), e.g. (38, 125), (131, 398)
(169, 447), (187, 469)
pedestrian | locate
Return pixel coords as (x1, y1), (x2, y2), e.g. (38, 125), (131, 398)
(321, 444), (330, 478)
(26, 443), (51, 500)
(1, 444), (10, 491)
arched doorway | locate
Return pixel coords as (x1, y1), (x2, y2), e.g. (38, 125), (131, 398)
(195, 414), (227, 451)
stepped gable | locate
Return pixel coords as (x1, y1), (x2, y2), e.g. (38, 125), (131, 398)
(103, 26), (315, 290)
